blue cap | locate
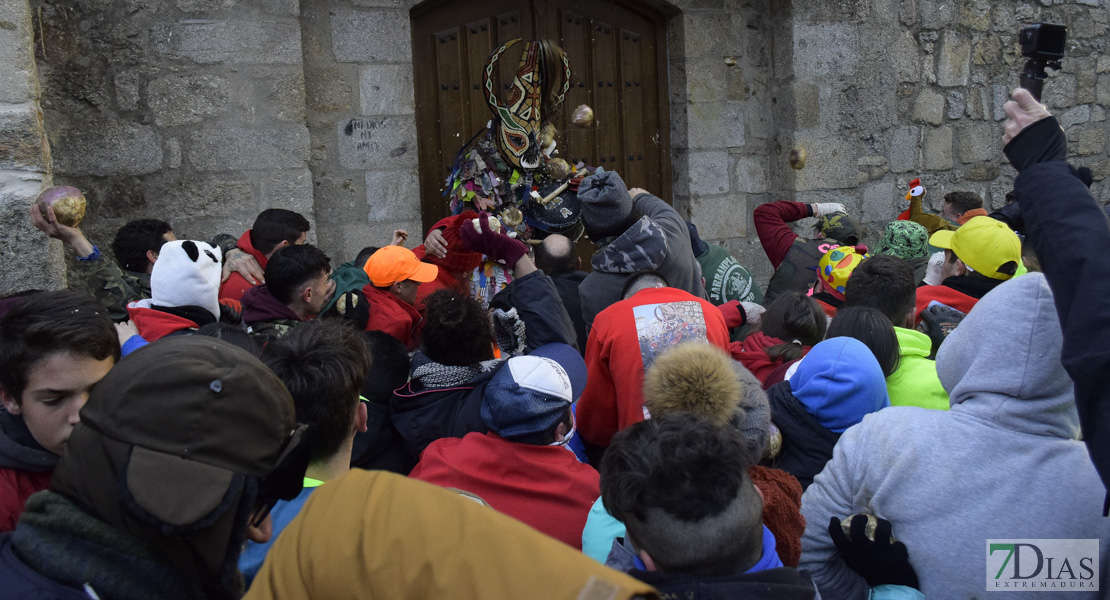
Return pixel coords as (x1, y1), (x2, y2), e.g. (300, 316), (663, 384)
(481, 343), (587, 439)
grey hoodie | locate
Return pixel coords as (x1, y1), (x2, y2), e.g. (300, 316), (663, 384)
(579, 193), (705, 330)
(799, 273), (1109, 599)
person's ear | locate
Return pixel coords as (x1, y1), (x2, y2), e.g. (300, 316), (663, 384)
(554, 420), (570, 443)
(301, 285), (313, 305)
(637, 548), (658, 572)
(146, 249), (159, 265)
(0, 388), (21, 416)
(356, 401), (368, 434)
(574, 255), (581, 270)
(389, 281), (404, 296)
(246, 510), (273, 544)
(956, 258), (968, 276)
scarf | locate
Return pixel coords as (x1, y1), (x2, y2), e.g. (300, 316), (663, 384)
(410, 352), (503, 389)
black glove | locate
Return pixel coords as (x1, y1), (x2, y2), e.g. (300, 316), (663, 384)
(829, 516), (919, 590)
(917, 303), (966, 359)
(320, 290), (370, 331)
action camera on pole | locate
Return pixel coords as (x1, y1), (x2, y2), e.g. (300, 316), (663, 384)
(1019, 23), (1067, 101)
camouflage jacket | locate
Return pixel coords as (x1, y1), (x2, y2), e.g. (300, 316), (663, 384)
(73, 233), (238, 322)
(246, 318), (300, 346)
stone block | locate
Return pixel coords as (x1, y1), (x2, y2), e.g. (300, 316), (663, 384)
(360, 64), (415, 115)
(957, 122), (998, 163)
(114, 70), (141, 112)
(0, 106), (44, 170)
(366, 169), (421, 222)
(148, 74), (230, 126)
(331, 9), (411, 63)
(687, 102), (743, 149)
(688, 150), (729, 196)
(971, 36), (1002, 67)
(923, 127), (953, 170)
(1060, 105), (1092, 129)
(682, 12), (733, 57)
(946, 91), (964, 120)
(733, 155), (767, 194)
(1098, 57), (1110, 74)
(0, 178), (64, 294)
(992, 84), (1009, 121)
(261, 169), (314, 216)
(155, 176), (253, 221)
(1043, 73), (1077, 109)
(188, 126), (309, 171)
(889, 126), (920, 173)
(957, 1), (991, 30)
(307, 67), (353, 114)
(893, 30), (919, 83)
(912, 89), (945, 124)
(862, 181), (896, 221)
(53, 122), (163, 176)
(918, 0), (954, 28)
(167, 139), (182, 168)
(1068, 128), (1106, 156)
(686, 58), (727, 104)
(152, 19), (302, 65)
(936, 32), (971, 87)
(792, 24), (859, 79)
(175, 0), (237, 11)
(794, 83), (820, 130)
(235, 69), (306, 124)
(689, 194), (747, 239)
(1097, 75), (1110, 106)
(336, 116), (417, 170)
(260, 0), (299, 16)
(793, 137), (858, 191)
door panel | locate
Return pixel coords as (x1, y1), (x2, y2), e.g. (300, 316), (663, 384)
(412, 0), (672, 232)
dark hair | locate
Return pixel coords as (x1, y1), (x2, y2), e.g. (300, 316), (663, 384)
(250, 209), (310, 256)
(262, 320), (369, 463)
(943, 191), (983, 215)
(760, 292), (827, 362)
(421, 289), (494, 366)
(265, 244), (332, 305)
(534, 236), (577, 274)
(360, 331), (410, 404)
(111, 219), (173, 273)
(600, 414), (763, 576)
(195, 322), (260, 357)
(0, 290), (120, 403)
(621, 271), (668, 300)
(826, 307), (900, 377)
(844, 254), (917, 326)
(354, 246), (379, 270)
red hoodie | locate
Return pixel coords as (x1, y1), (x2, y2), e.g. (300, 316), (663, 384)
(729, 331), (812, 388)
(127, 304), (201, 341)
(219, 230), (269, 303)
(362, 284), (423, 349)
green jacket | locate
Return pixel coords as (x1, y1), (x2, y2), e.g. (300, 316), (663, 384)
(886, 326), (949, 410)
(697, 244), (764, 305)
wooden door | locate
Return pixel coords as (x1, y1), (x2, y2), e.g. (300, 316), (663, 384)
(411, 0), (675, 233)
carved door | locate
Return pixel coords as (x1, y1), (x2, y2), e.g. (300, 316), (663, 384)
(411, 0), (674, 232)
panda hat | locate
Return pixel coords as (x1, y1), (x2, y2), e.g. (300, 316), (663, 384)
(150, 240), (223, 320)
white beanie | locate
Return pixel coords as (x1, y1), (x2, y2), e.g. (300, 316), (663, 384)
(150, 240), (223, 320)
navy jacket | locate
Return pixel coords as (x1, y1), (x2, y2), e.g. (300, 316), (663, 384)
(1009, 116), (1110, 506)
(764, 381), (841, 490)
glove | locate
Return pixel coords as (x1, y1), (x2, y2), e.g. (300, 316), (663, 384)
(811, 202), (845, 218)
(829, 516), (920, 590)
(322, 290), (370, 332)
(460, 211), (528, 266)
(740, 302), (765, 327)
(916, 303), (966, 359)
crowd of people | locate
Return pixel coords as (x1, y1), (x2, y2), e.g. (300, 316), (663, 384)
(0, 86), (1107, 599)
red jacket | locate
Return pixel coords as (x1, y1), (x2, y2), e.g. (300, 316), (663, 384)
(362, 284), (423, 349)
(913, 284), (980, 324)
(410, 432), (599, 549)
(127, 304), (202, 341)
(0, 468), (52, 532)
(576, 287), (729, 448)
(753, 201), (811, 269)
(219, 230), (269, 303)
(729, 331), (812, 388)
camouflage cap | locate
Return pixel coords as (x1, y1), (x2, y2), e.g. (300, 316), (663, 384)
(875, 220), (929, 261)
(817, 211), (862, 245)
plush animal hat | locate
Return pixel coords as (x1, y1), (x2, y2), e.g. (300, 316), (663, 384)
(151, 239), (223, 320)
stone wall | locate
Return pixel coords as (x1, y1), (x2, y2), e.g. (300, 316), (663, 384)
(28, 0), (312, 275)
(0, 0), (60, 294)
(2, 0), (1108, 296)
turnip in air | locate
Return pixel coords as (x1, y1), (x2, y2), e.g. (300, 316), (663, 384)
(35, 186), (87, 228)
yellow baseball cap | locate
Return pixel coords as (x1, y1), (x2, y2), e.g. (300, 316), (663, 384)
(929, 216), (1021, 280)
(363, 245), (439, 287)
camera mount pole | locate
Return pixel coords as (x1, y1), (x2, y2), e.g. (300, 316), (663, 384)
(1020, 57), (1062, 102)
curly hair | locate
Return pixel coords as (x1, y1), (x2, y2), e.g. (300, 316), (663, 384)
(421, 289), (494, 366)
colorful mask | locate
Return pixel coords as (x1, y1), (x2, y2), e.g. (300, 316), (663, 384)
(484, 39), (570, 172)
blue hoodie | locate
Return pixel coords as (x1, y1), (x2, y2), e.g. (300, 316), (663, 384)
(790, 337), (890, 433)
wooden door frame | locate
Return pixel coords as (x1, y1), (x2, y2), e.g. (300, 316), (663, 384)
(410, 0), (679, 233)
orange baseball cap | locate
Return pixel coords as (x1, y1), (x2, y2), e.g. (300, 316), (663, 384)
(363, 246), (439, 287)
